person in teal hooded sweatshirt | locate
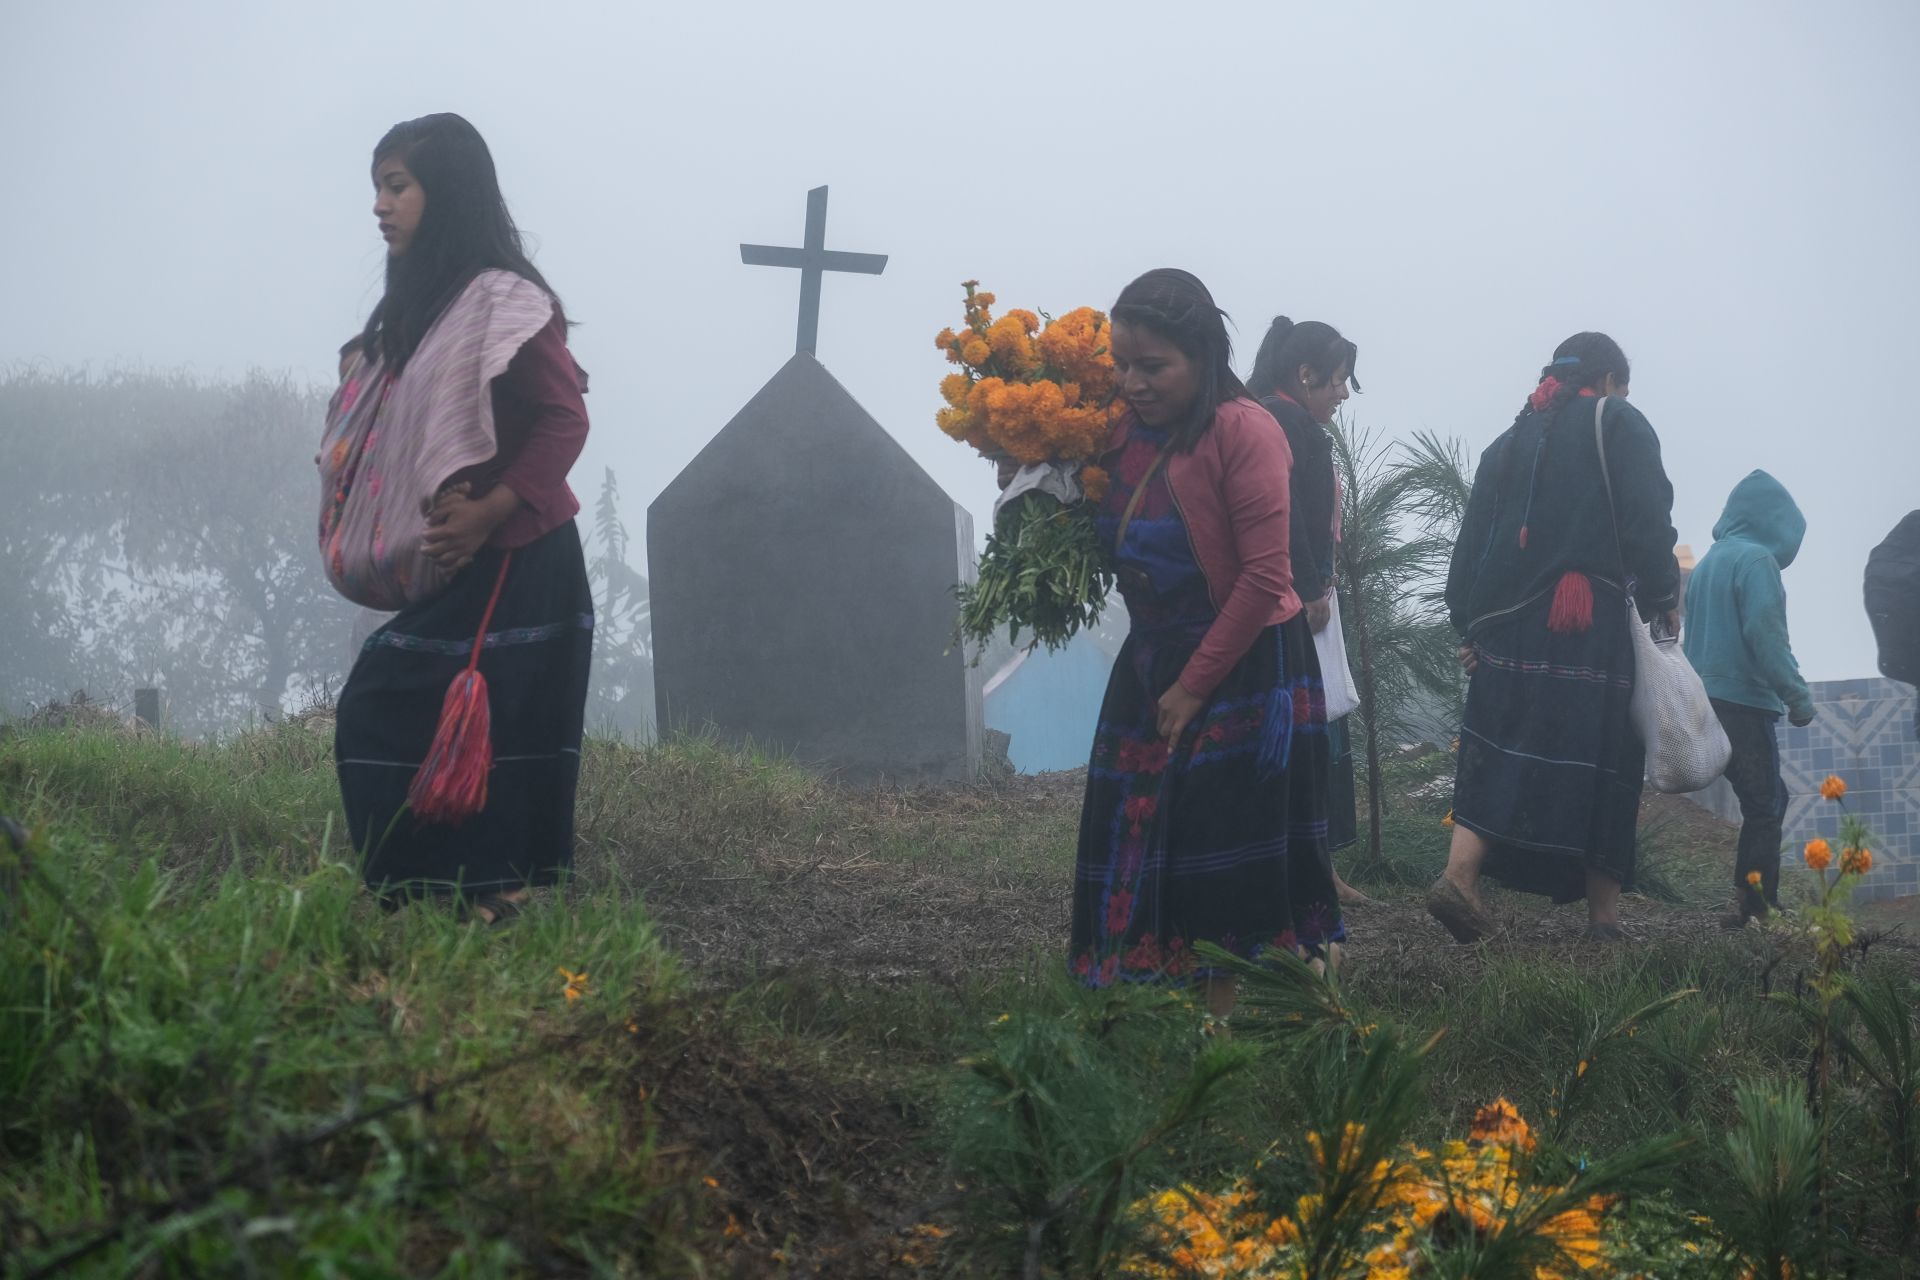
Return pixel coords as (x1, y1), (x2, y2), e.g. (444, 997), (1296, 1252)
(1683, 470), (1814, 924)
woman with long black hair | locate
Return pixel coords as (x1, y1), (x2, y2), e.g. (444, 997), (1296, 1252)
(1246, 318), (1368, 905)
(320, 113), (592, 924)
(1069, 269), (1343, 1019)
(1435, 333), (1679, 941)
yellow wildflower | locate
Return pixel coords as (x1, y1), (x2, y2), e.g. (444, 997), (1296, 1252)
(558, 967), (589, 1003)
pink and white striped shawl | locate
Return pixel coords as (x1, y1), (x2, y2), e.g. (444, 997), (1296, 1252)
(318, 270), (553, 610)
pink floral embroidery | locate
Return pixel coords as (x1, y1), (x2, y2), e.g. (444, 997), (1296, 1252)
(1117, 738), (1170, 773)
(1163, 937), (1193, 978)
(1123, 795), (1158, 831)
(1123, 933), (1163, 973)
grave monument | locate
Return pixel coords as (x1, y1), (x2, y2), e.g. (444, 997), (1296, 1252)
(649, 187), (983, 783)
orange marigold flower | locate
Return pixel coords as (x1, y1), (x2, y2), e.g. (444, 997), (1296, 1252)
(1841, 846), (1873, 875)
(1079, 465), (1110, 504)
(986, 314), (1041, 377)
(1469, 1097), (1535, 1152)
(1746, 870), (1763, 889)
(1804, 838), (1832, 871)
(958, 336), (991, 368)
(1820, 775), (1847, 801)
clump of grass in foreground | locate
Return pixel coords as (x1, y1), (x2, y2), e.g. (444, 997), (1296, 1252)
(0, 809), (707, 1276)
(935, 932), (1920, 1277)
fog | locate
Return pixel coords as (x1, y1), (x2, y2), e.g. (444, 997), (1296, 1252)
(3, 0), (1915, 683)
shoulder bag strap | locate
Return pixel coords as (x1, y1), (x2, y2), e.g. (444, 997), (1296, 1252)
(1113, 441), (1176, 556)
(1591, 394), (1631, 594)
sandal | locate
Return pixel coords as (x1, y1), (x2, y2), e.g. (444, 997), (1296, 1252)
(462, 893), (524, 928)
(1426, 877), (1496, 943)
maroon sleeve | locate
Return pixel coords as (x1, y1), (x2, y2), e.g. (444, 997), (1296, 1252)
(1175, 407), (1296, 701)
(490, 312), (589, 548)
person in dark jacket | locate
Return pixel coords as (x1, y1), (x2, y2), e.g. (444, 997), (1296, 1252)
(1433, 332), (1680, 943)
(1866, 512), (1920, 689)
(1683, 471), (1813, 925)
(1247, 317), (1368, 906)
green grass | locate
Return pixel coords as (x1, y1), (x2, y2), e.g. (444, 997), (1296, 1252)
(1, 779), (699, 1275)
(3, 726), (1917, 1277)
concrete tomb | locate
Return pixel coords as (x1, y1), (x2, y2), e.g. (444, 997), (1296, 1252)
(648, 188), (982, 783)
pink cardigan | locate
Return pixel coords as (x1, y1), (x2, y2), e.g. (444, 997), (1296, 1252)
(1108, 397), (1301, 701)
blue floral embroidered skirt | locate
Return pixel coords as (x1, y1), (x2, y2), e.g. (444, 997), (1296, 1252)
(336, 521), (594, 899)
(1069, 429), (1343, 986)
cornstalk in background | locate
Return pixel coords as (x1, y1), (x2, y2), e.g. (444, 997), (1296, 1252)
(1328, 421), (1470, 868)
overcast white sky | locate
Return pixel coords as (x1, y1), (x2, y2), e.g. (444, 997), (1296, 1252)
(3, 0), (1914, 680)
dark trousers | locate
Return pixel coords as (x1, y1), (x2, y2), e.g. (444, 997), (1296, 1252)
(1713, 698), (1787, 916)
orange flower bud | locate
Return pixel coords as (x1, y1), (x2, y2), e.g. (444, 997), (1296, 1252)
(1079, 465), (1110, 505)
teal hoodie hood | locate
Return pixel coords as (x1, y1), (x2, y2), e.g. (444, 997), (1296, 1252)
(1684, 470), (1813, 720)
(1711, 470), (1805, 570)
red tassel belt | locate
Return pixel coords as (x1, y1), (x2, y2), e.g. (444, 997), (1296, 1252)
(1546, 571), (1595, 634)
(408, 552), (514, 826)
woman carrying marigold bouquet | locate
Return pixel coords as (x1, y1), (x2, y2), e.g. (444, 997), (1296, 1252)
(1067, 269), (1342, 1016)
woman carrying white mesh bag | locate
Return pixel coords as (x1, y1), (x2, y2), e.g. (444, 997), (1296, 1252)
(1593, 396), (1731, 795)
(1434, 333), (1690, 944)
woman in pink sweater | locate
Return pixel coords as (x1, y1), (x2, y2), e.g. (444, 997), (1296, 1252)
(1069, 270), (1342, 1018)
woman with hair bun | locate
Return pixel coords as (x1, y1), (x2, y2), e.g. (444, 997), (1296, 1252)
(1434, 333), (1679, 942)
(1068, 269), (1343, 1019)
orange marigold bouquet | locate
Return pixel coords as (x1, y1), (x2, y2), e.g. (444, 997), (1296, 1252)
(935, 281), (1124, 654)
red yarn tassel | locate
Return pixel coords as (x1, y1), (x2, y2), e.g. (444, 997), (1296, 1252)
(408, 553), (513, 826)
(1547, 570), (1594, 634)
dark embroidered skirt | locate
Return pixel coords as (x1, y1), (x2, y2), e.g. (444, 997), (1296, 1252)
(336, 522), (594, 899)
(1451, 584), (1643, 903)
(1069, 616), (1343, 986)
(1327, 716), (1359, 852)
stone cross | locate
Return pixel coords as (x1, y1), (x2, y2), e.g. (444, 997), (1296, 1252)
(740, 185), (888, 357)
